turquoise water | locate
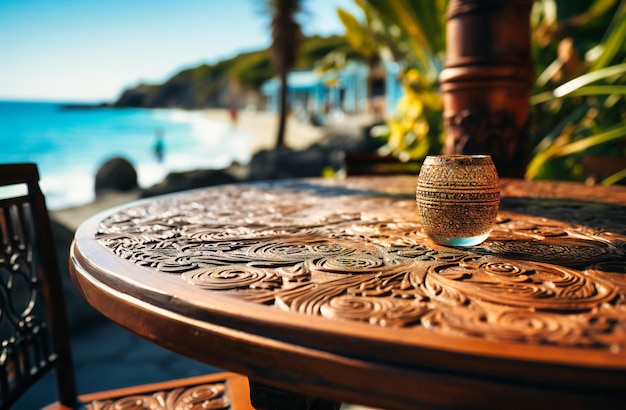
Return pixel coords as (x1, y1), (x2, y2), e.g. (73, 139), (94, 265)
(0, 100), (252, 209)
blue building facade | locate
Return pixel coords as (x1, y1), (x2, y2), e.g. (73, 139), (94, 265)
(261, 62), (403, 119)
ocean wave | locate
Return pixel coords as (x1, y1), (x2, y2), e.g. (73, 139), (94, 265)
(1, 101), (254, 210)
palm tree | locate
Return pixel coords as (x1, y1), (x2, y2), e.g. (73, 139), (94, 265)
(266, 0), (304, 149)
(337, 2), (391, 117)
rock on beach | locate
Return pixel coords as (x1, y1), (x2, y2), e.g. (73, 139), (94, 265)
(51, 109), (378, 330)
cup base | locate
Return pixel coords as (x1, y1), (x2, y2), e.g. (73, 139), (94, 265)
(428, 232), (490, 247)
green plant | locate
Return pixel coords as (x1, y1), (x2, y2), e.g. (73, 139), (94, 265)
(337, 0), (447, 161)
(371, 68), (443, 162)
(339, 0), (625, 184)
(527, 0), (626, 184)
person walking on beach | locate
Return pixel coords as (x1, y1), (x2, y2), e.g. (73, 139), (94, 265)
(228, 106), (239, 128)
(153, 128), (165, 163)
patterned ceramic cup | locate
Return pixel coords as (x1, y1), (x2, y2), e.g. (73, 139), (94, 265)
(416, 155), (500, 246)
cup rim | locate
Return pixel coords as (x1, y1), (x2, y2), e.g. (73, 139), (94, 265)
(425, 154), (492, 160)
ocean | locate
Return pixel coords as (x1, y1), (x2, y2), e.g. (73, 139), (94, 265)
(0, 100), (252, 210)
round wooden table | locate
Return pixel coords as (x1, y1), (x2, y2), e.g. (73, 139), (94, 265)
(70, 176), (626, 409)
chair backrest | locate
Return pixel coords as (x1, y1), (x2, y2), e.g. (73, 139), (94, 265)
(0, 163), (76, 409)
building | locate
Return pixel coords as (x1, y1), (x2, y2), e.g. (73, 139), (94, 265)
(261, 62), (403, 121)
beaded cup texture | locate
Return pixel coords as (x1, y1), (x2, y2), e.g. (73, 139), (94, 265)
(416, 155), (500, 246)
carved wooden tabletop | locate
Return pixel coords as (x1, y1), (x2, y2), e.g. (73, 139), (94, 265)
(70, 176), (626, 409)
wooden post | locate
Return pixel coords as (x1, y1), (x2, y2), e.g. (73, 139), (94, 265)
(439, 0), (534, 178)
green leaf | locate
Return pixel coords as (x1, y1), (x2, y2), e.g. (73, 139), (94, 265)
(566, 85), (626, 96)
(531, 105), (589, 154)
(526, 134), (570, 180)
(527, 121), (626, 180)
(363, 0), (447, 77)
(550, 122), (626, 157)
(553, 62), (626, 97)
(530, 91), (556, 105)
(602, 167), (626, 185)
(590, 1), (626, 70)
(337, 8), (373, 57)
(532, 85), (626, 104)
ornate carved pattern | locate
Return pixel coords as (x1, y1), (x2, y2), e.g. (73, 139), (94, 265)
(85, 380), (232, 410)
(444, 110), (530, 177)
(0, 199), (52, 394)
(95, 178), (626, 350)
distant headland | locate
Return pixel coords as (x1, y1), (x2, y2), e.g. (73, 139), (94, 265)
(63, 35), (352, 111)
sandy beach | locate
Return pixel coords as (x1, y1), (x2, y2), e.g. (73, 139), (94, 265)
(51, 109), (374, 231)
(202, 108), (327, 153)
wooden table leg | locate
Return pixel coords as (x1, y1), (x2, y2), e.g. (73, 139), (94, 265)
(249, 380), (341, 410)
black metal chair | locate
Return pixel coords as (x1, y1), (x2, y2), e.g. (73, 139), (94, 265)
(0, 163), (252, 409)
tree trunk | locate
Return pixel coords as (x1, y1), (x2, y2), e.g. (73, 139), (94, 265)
(276, 70), (289, 148)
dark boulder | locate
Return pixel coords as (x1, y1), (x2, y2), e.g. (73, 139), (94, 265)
(248, 145), (342, 181)
(95, 157), (138, 195)
(141, 168), (239, 198)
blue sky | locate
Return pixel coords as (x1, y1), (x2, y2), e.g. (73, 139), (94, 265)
(0, 0), (361, 102)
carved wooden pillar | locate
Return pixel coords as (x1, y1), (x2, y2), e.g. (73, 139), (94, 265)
(439, 0), (534, 178)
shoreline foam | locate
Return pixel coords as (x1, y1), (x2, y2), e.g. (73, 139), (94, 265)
(51, 108), (332, 230)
